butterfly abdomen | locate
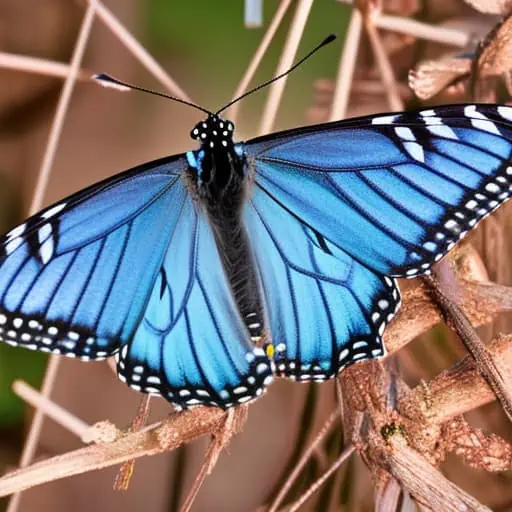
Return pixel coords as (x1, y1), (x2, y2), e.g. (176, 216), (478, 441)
(185, 140), (267, 344)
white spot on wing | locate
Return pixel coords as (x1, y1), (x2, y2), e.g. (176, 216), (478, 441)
(404, 142), (425, 163)
(372, 115), (398, 125)
(6, 224), (26, 240)
(395, 127), (415, 141)
(38, 223), (52, 243)
(5, 238), (23, 255)
(464, 105), (501, 135)
(39, 238), (54, 264)
(498, 106), (512, 122)
(427, 125), (458, 140)
(42, 203), (66, 219)
(485, 183), (500, 194)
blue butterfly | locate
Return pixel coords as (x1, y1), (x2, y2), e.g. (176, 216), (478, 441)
(0, 102), (511, 410)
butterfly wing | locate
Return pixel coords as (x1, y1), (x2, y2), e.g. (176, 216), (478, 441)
(116, 190), (273, 410)
(244, 185), (401, 379)
(244, 104), (512, 277)
(0, 155), (188, 359)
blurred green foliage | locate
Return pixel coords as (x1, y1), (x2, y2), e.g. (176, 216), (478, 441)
(145, 0), (351, 134)
(0, 345), (47, 427)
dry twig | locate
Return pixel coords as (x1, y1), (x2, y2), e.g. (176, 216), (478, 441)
(113, 395), (153, 491)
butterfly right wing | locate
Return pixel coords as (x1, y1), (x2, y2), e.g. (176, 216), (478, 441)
(117, 191), (274, 410)
(0, 155), (187, 359)
(244, 183), (400, 381)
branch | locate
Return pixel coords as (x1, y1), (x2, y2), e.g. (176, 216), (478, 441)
(384, 278), (512, 354)
(0, 408), (226, 497)
(399, 334), (512, 423)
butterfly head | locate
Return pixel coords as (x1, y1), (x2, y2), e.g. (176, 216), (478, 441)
(190, 115), (235, 149)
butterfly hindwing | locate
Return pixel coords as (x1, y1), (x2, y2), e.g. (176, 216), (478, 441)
(0, 156), (187, 359)
(117, 190), (274, 409)
(245, 104), (512, 278)
(244, 184), (401, 381)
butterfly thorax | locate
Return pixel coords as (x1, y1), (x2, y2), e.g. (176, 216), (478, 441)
(188, 115), (243, 201)
(186, 115), (266, 344)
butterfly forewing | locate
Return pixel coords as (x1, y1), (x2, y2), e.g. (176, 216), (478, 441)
(245, 104), (512, 279)
(0, 156), (187, 359)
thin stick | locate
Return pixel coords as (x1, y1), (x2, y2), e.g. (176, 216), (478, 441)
(0, 52), (90, 80)
(364, 12), (404, 111)
(258, 0), (314, 135)
(228, 0), (293, 123)
(178, 438), (217, 512)
(268, 410), (340, 512)
(329, 7), (363, 120)
(113, 395), (152, 491)
(179, 408), (237, 512)
(92, 0), (190, 101)
(287, 444), (355, 512)
(424, 274), (512, 423)
(12, 381), (90, 440)
(7, 6), (98, 512)
(337, 0), (470, 47)
(0, 408), (226, 498)
(376, 12), (469, 47)
(28, 6), (97, 215)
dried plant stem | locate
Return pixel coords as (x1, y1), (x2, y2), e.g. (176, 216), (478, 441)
(178, 437), (220, 512)
(228, 0), (293, 123)
(268, 410), (341, 512)
(178, 408), (245, 512)
(29, 4), (96, 216)
(7, 6), (99, 512)
(0, 408), (227, 497)
(1, 334), (512, 497)
(401, 334), (512, 424)
(258, 0), (314, 135)
(383, 433), (491, 512)
(384, 277), (512, 355)
(337, 0), (470, 47)
(286, 444), (355, 512)
(0, 52), (90, 80)
(113, 395), (152, 491)
(424, 274), (512, 423)
(91, 0), (190, 100)
(329, 6), (363, 120)
(363, 12), (404, 111)
(374, 477), (402, 512)
(12, 381), (90, 440)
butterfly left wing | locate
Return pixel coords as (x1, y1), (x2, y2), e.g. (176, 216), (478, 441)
(244, 104), (512, 278)
(244, 185), (401, 379)
(0, 155), (188, 359)
(117, 191), (274, 410)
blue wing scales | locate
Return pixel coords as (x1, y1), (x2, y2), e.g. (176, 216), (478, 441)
(244, 184), (400, 379)
(117, 190), (273, 410)
(244, 104), (512, 277)
(0, 156), (187, 359)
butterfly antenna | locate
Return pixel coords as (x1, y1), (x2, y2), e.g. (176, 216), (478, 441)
(215, 34), (337, 116)
(92, 73), (213, 116)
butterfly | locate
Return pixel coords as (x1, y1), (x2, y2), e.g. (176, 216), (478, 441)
(0, 100), (511, 410)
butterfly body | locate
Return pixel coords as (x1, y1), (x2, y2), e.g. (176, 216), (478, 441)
(186, 116), (268, 353)
(1, 104), (512, 409)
